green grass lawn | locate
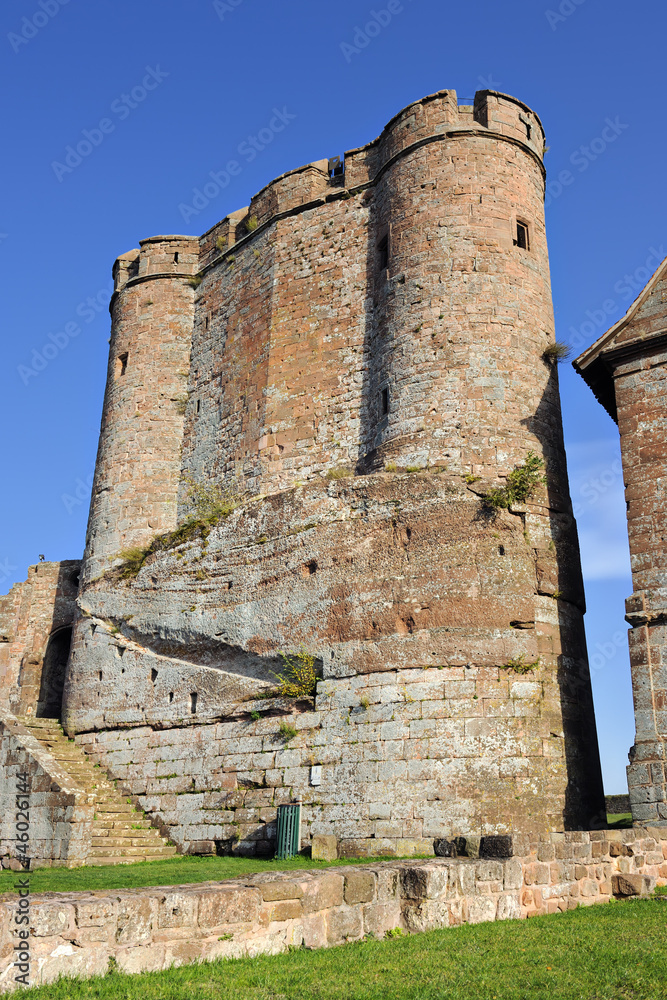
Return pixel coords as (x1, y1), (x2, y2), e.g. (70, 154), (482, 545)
(0, 854), (426, 896)
(17, 897), (667, 1000)
(0, 816), (636, 894)
(607, 812), (633, 828)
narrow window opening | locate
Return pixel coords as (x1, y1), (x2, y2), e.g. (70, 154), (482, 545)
(377, 235), (389, 271)
(205, 315), (210, 330)
(98, 670), (102, 681)
(174, 252), (179, 263)
(381, 387), (389, 416)
(169, 691), (174, 703)
(151, 668), (158, 683)
(514, 222), (529, 250)
(196, 399), (201, 413)
(190, 692), (198, 714)
(116, 353), (128, 377)
(525, 122), (532, 140)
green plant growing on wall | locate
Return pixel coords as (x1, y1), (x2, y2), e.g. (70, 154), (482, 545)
(117, 478), (246, 579)
(543, 341), (571, 364)
(216, 235), (227, 251)
(187, 275), (202, 288)
(325, 467), (353, 480)
(501, 654), (540, 674)
(273, 647), (318, 698)
(482, 452), (545, 510)
(250, 710), (261, 721)
(278, 720), (298, 741)
(245, 214), (258, 232)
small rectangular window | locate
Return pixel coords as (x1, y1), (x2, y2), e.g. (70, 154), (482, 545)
(381, 387), (389, 416)
(116, 353), (128, 377)
(515, 222), (529, 250)
(377, 235), (389, 271)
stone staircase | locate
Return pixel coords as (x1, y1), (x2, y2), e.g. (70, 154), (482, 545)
(17, 717), (177, 866)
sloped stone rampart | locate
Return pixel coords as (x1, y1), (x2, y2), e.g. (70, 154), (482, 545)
(0, 829), (665, 992)
(0, 712), (93, 869)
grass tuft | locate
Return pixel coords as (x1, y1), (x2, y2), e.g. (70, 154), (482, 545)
(543, 341), (572, 364)
(482, 451), (545, 510)
(325, 467), (354, 480)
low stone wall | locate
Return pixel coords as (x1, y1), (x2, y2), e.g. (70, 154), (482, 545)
(0, 828), (665, 991)
(0, 712), (92, 870)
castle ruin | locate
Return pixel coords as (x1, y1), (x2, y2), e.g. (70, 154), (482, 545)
(1, 89), (613, 866)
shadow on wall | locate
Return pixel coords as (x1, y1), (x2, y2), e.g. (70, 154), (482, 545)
(528, 369), (607, 828)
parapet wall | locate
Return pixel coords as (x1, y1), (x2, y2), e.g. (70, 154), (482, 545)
(0, 829), (664, 991)
(0, 562), (79, 718)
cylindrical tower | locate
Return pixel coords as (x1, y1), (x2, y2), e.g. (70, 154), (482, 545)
(361, 90), (561, 485)
(80, 235), (199, 584)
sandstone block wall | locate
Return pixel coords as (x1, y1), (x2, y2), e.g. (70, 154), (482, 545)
(0, 712), (92, 869)
(62, 87), (604, 851)
(0, 829), (665, 992)
(0, 562), (79, 718)
(574, 254), (667, 825)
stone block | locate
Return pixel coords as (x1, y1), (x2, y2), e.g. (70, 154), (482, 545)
(326, 906), (363, 944)
(311, 834), (338, 861)
(116, 896), (157, 945)
(260, 880), (304, 902)
(31, 901), (74, 937)
(344, 871), (376, 904)
(197, 887), (261, 928)
(612, 873), (651, 897)
(467, 895), (497, 924)
(301, 874), (344, 914)
(157, 891), (199, 929)
(264, 898), (303, 922)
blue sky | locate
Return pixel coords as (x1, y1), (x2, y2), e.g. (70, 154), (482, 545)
(1, 0), (664, 793)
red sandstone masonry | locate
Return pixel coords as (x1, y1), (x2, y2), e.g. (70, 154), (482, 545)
(574, 254), (667, 825)
(62, 88), (603, 856)
(0, 829), (664, 992)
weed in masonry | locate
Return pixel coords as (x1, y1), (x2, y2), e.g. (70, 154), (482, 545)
(360, 696), (369, 710)
(385, 462), (397, 472)
(482, 452), (545, 510)
(250, 710), (261, 721)
(187, 275), (202, 288)
(216, 235), (227, 251)
(272, 647), (318, 698)
(464, 474), (481, 484)
(245, 214), (258, 232)
(326, 467), (354, 480)
(543, 341), (572, 364)
(501, 654), (540, 675)
(116, 477), (247, 580)
(278, 720), (298, 742)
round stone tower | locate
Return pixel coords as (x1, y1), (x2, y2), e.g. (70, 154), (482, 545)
(81, 235), (199, 584)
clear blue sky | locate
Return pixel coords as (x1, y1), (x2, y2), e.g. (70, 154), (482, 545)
(2, 0), (664, 793)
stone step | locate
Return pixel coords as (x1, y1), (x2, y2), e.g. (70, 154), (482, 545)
(86, 853), (177, 866)
(91, 836), (169, 848)
(14, 716), (178, 866)
(88, 845), (177, 857)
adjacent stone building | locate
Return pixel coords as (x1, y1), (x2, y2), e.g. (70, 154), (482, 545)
(574, 254), (667, 827)
(2, 89), (608, 862)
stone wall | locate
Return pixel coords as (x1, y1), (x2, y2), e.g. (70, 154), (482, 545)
(0, 562), (80, 718)
(0, 828), (665, 992)
(573, 253), (667, 825)
(0, 712), (92, 870)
